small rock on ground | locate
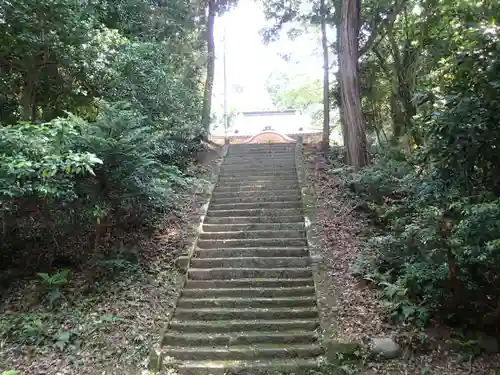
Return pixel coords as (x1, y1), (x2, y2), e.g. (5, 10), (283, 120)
(371, 337), (400, 359)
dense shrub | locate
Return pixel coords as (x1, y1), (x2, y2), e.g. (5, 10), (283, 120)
(0, 0), (206, 275)
(0, 102), (202, 270)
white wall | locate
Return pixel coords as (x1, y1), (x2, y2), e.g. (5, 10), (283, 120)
(231, 111), (311, 136)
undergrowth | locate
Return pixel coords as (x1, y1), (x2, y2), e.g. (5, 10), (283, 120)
(326, 145), (500, 338)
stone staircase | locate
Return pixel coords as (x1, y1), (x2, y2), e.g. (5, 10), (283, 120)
(163, 143), (322, 374)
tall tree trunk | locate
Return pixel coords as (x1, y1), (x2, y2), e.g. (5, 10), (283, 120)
(333, 0), (349, 162)
(339, 0), (367, 170)
(21, 70), (36, 121)
(320, 0), (330, 156)
(201, 0), (216, 136)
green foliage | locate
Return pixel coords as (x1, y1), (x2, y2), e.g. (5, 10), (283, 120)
(0, 0), (207, 272)
(37, 269), (71, 307)
(351, 147), (500, 327)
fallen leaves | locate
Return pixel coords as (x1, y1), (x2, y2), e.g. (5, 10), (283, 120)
(302, 143), (500, 375)
(0, 147), (225, 375)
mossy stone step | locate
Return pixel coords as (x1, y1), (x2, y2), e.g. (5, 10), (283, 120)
(211, 193), (301, 204)
(193, 247), (308, 259)
(175, 358), (319, 375)
(177, 296), (316, 309)
(214, 184), (300, 193)
(223, 159), (296, 165)
(208, 201), (302, 211)
(198, 229), (305, 240)
(183, 278), (314, 289)
(203, 215), (304, 225)
(202, 222), (304, 232)
(174, 307), (318, 321)
(190, 256), (311, 269)
(163, 344), (321, 361)
(187, 267), (313, 280)
(218, 175), (298, 182)
(168, 319), (319, 333)
(206, 208), (302, 218)
(196, 237), (306, 249)
(221, 163), (297, 170)
(163, 331), (317, 346)
(181, 286), (316, 298)
(219, 169), (297, 176)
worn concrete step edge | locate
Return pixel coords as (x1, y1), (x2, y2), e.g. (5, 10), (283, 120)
(211, 194), (301, 204)
(214, 185), (300, 193)
(163, 344), (322, 361)
(196, 238), (306, 249)
(193, 247), (308, 259)
(215, 179), (299, 187)
(173, 358), (319, 375)
(209, 201), (302, 211)
(162, 330), (317, 346)
(190, 257), (311, 269)
(177, 296), (316, 308)
(206, 208), (302, 218)
(183, 278), (314, 289)
(187, 267), (313, 280)
(219, 171), (297, 176)
(204, 215), (304, 225)
(202, 222), (304, 232)
(168, 318), (320, 333)
(218, 176), (298, 183)
(198, 229), (305, 240)
(221, 164), (297, 170)
(219, 169), (297, 176)
(181, 286), (316, 298)
(173, 307), (318, 320)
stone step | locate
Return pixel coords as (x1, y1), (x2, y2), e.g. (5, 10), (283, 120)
(198, 229), (305, 240)
(229, 145), (295, 151)
(168, 319), (319, 333)
(174, 307), (318, 321)
(219, 169), (297, 176)
(194, 247), (308, 259)
(214, 184), (300, 193)
(202, 222), (304, 232)
(181, 286), (316, 298)
(163, 331), (317, 346)
(226, 152), (294, 158)
(184, 278), (314, 289)
(219, 170), (297, 177)
(216, 178), (298, 187)
(203, 215), (304, 225)
(196, 237), (307, 249)
(177, 295), (316, 309)
(206, 208), (302, 218)
(218, 175), (297, 182)
(223, 160), (295, 167)
(229, 146), (295, 152)
(187, 267), (313, 280)
(208, 201), (302, 211)
(221, 163), (296, 170)
(227, 151), (294, 156)
(175, 358), (318, 375)
(211, 193), (301, 204)
(163, 344), (321, 361)
(177, 296), (316, 309)
(190, 257), (311, 269)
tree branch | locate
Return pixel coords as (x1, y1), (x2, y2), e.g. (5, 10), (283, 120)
(358, 0), (408, 57)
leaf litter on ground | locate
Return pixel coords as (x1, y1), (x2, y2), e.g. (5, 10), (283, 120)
(302, 143), (500, 375)
(0, 147), (224, 375)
